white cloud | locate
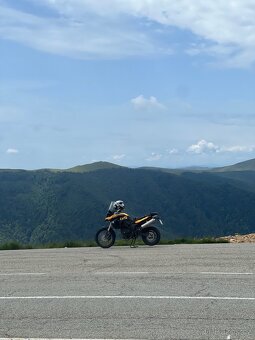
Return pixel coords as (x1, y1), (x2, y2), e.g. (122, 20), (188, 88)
(187, 140), (220, 154)
(187, 140), (255, 155)
(1, 0), (255, 65)
(45, 0), (255, 67)
(112, 154), (126, 161)
(131, 95), (165, 111)
(146, 152), (162, 161)
(0, 2), (158, 59)
(6, 148), (19, 154)
(221, 145), (255, 153)
(168, 148), (179, 155)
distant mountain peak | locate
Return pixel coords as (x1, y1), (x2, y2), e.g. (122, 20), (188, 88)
(66, 161), (124, 173)
(213, 158), (255, 172)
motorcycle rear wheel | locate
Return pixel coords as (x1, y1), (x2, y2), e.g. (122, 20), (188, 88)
(95, 228), (116, 248)
(141, 227), (160, 246)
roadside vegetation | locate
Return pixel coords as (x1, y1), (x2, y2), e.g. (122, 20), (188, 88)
(0, 237), (228, 250)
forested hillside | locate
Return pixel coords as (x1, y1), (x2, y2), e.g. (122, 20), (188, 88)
(0, 162), (255, 244)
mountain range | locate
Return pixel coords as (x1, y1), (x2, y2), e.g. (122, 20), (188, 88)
(0, 158), (255, 244)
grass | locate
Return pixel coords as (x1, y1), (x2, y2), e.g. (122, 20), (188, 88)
(0, 240), (95, 250)
(0, 237), (228, 250)
(41, 240), (96, 248)
(0, 241), (32, 250)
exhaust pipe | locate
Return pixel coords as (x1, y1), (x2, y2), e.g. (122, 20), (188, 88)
(141, 218), (155, 229)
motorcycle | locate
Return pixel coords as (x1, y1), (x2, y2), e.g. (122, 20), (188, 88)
(95, 203), (163, 248)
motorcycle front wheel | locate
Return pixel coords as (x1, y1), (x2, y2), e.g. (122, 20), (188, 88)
(95, 228), (116, 248)
(141, 227), (160, 246)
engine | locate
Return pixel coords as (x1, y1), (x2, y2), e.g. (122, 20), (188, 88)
(120, 227), (133, 239)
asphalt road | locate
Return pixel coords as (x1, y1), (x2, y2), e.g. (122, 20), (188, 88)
(0, 244), (254, 340)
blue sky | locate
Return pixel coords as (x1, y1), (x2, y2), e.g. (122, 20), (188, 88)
(1, 0), (255, 169)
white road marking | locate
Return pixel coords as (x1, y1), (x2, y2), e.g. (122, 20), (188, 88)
(96, 271), (254, 275)
(0, 338), (146, 340)
(200, 272), (254, 275)
(1, 271), (252, 276)
(0, 273), (45, 276)
(96, 271), (150, 275)
(0, 295), (254, 301)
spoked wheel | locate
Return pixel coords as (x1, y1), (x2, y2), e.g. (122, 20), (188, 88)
(95, 228), (116, 248)
(142, 227), (160, 246)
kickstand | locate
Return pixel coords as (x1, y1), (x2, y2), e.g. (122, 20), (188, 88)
(130, 237), (138, 248)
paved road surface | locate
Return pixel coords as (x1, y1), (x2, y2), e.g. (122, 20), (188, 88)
(0, 244), (254, 340)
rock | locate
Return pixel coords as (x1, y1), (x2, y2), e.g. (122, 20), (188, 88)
(219, 233), (255, 243)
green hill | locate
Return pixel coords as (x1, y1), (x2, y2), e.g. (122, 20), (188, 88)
(0, 166), (255, 245)
(213, 158), (255, 172)
(139, 158), (255, 193)
(65, 161), (123, 173)
(140, 158), (255, 174)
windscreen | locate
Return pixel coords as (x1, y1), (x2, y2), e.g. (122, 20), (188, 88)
(108, 201), (116, 213)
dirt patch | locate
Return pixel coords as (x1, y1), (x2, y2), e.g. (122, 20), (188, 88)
(219, 233), (255, 243)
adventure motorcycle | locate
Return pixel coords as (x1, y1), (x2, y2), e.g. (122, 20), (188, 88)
(95, 204), (163, 248)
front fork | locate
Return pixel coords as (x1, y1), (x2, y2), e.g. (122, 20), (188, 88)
(107, 223), (112, 232)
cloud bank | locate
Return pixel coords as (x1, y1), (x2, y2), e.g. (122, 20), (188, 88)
(187, 140), (255, 155)
(1, 0), (255, 66)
